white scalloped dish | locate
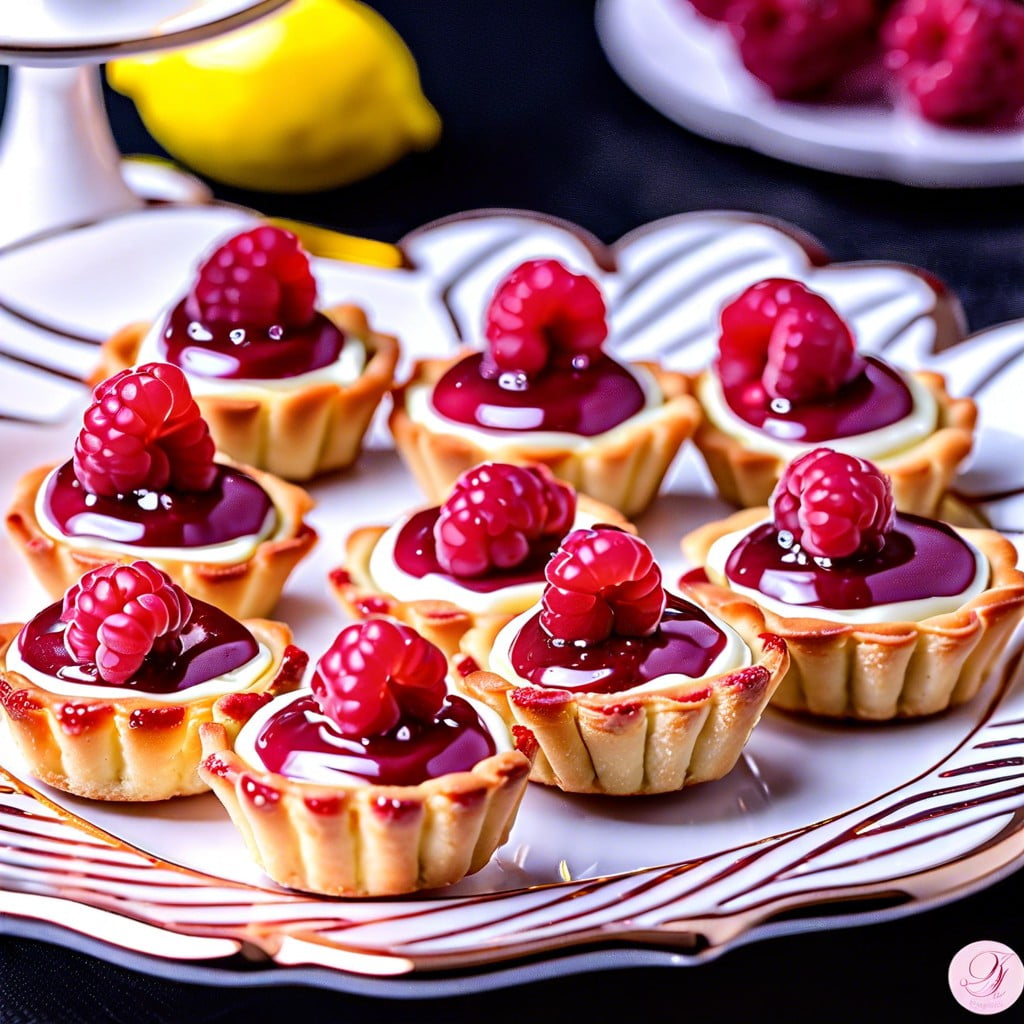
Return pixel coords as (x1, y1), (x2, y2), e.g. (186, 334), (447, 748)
(1, 204), (1024, 996)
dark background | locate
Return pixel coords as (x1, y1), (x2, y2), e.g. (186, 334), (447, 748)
(3, 0), (1024, 1020)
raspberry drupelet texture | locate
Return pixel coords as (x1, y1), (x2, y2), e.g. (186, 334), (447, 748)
(73, 362), (217, 497)
(185, 225), (317, 329)
(484, 259), (608, 378)
(717, 278), (863, 404)
(541, 527), (666, 644)
(61, 562), (193, 685)
(882, 0), (1024, 126)
(771, 447), (895, 559)
(728, 0), (883, 100)
(434, 462), (577, 578)
(311, 620), (448, 738)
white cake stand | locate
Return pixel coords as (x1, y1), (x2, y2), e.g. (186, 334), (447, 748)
(0, 0), (290, 248)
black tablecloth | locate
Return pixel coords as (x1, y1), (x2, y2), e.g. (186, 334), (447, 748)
(4, 1), (1024, 1019)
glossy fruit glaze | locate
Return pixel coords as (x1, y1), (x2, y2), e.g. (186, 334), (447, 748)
(45, 461), (274, 548)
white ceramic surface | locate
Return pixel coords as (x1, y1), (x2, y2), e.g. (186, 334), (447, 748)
(596, 0), (1024, 188)
(1, 205), (1023, 995)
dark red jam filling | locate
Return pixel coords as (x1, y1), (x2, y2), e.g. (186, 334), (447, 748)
(724, 514), (981, 610)
(393, 507), (560, 592)
(721, 356), (914, 443)
(17, 598), (259, 694)
(45, 461), (274, 548)
(160, 300), (346, 380)
(509, 593), (729, 694)
(254, 693), (497, 785)
(430, 352), (647, 436)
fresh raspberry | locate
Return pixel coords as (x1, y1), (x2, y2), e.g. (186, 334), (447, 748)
(73, 363), (217, 497)
(717, 278), (862, 404)
(434, 462), (577, 578)
(728, 0), (883, 99)
(311, 620), (448, 738)
(540, 528), (666, 644)
(484, 259), (608, 378)
(185, 225), (317, 329)
(61, 562), (193, 685)
(882, 0), (1024, 126)
(771, 447), (895, 559)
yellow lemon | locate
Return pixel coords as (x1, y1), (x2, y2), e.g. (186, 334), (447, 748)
(107, 0), (441, 193)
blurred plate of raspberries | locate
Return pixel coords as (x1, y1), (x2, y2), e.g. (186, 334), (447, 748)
(597, 0), (1024, 186)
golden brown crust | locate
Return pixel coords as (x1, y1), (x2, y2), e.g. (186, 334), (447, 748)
(680, 508), (1024, 720)
(329, 493), (634, 660)
(687, 370), (977, 515)
(0, 619), (301, 802)
(454, 622), (788, 796)
(6, 461), (316, 620)
(198, 718), (533, 896)
(388, 353), (701, 518)
(93, 305), (400, 482)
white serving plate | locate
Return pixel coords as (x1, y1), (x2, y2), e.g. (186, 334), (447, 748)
(1, 204), (1023, 996)
(596, 0), (1024, 188)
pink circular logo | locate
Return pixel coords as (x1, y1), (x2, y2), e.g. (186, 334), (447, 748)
(949, 941), (1024, 1015)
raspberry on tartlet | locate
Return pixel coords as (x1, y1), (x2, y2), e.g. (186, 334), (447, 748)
(681, 450), (1024, 720)
(92, 223), (400, 482)
(455, 526), (789, 796)
(390, 258), (701, 518)
(0, 559), (303, 802)
(330, 461), (633, 659)
(689, 276), (976, 515)
(6, 363), (317, 620)
(199, 620), (534, 897)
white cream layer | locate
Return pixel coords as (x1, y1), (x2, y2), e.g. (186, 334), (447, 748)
(136, 311), (367, 397)
(34, 466), (279, 566)
(696, 368), (938, 460)
(233, 687), (513, 786)
(488, 598), (751, 696)
(404, 361), (664, 453)
(367, 505), (605, 615)
(704, 520), (990, 624)
(5, 635), (273, 704)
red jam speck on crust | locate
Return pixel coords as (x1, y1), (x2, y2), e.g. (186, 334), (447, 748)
(716, 279), (914, 443)
(161, 225), (346, 380)
(434, 462), (576, 579)
(431, 259), (647, 436)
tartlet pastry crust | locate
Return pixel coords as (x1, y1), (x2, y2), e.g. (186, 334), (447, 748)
(94, 304), (400, 482)
(0, 619), (302, 802)
(198, 715), (534, 897)
(454, 619), (788, 796)
(330, 493), (633, 659)
(687, 370), (977, 515)
(389, 352), (701, 518)
(6, 460), (317, 620)
(681, 507), (1024, 720)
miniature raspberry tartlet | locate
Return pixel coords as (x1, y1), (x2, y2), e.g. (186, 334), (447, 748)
(6, 362), (316, 619)
(455, 526), (788, 795)
(390, 258), (700, 518)
(681, 448), (1024, 720)
(93, 224), (400, 481)
(331, 461), (633, 658)
(0, 561), (304, 801)
(199, 619), (534, 897)
(689, 277), (976, 514)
